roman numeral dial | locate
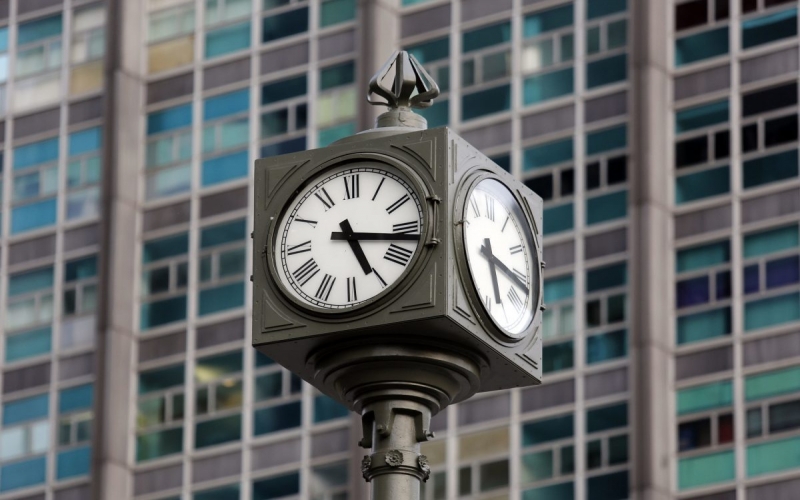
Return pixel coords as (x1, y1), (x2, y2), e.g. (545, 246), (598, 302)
(463, 179), (539, 337)
(275, 165), (424, 310)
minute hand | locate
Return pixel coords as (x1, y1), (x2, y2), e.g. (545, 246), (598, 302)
(479, 245), (530, 295)
(331, 232), (421, 241)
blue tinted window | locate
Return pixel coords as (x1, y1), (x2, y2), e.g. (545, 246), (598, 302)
(262, 75), (307, 105)
(320, 61), (355, 90)
(319, 122), (356, 146)
(586, 125), (627, 155)
(56, 446), (90, 480)
(204, 89), (250, 120)
(147, 104), (192, 135)
(59, 384), (94, 413)
(587, 471), (628, 500)
(524, 138), (573, 171)
(677, 276), (710, 308)
(143, 233), (189, 263)
(0, 457), (46, 492)
(314, 395), (349, 423)
(743, 149), (798, 189)
(767, 256), (800, 289)
(201, 219), (246, 248)
(676, 100), (729, 133)
(742, 8), (797, 49)
(3, 394), (49, 425)
(202, 150), (248, 186)
(587, 403), (627, 433)
(199, 282), (245, 315)
(524, 5), (573, 37)
(587, 330), (627, 364)
(543, 341), (574, 373)
(9, 267), (53, 296)
(195, 414), (241, 447)
(14, 137), (59, 169)
(253, 472), (301, 499)
(545, 275), (574, 302)
(195, 485), (240, 500)
(141, 296), (187, 329)
(69, 127), (102, 156)
(263, 7), (308, 43)
(12, 199), (57, 234)
(744, 264), (760, 294)
(586, 190), (627, 225)
(65, 256), (98, 281)
(544, 203), (574, 234)
(523, 482), (574, 500)
(677, 241), (729, 272)
(677, 307), (731, 344)
(320, 0), (356, 27)
(587, 262), (626, 292)
(18, 15), (62, 45)
(744, 225), (798, 258)
(676, 166), (730, 204)
(0, 27), (8, 52)
(137, 428), (183, 461)
(418, 99), (449, 128)
(206, 21), (250, 58)
(407, 37), (449, 63)
(6, 327), (51, 362)
(745, 292), (800, 332)
(254, 401), (302, 435)
(463, 22), (511, 52)
(676, 27), (729, 66)
(261, 136), (306, 157)
(523, 67), (574, 105)
(587, 54), (627, 88)
(139, 365), (185, 394)
(462, 84), (510, 120)
(522, 414), (574, 445)
(587, 0), (626, 19)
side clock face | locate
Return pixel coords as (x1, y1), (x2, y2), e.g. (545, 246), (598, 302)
(274, 164), (424, 310)
(463, 179), (539, 337)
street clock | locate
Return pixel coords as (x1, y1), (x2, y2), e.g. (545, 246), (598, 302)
(253, 51), (544, 495)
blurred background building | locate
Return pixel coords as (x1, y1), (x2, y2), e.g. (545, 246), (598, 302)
(0, 0), (800, 498)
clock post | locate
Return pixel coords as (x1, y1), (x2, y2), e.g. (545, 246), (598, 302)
(252, 52), (544, 500)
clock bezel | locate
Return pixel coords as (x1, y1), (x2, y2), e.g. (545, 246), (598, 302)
(454, 170), (544, 343)
(265, 155), (433, 319)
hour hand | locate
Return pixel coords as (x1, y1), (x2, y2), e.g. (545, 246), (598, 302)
(339, 220), (372, 275)
(479, 245), (530, 294)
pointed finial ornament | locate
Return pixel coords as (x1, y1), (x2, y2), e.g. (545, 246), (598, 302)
(368, 51), (440, 129)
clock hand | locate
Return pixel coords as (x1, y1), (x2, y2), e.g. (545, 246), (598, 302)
(484, 238), (503, 304)
(330, 232), (421, 241)
(479, 245), (530, 295)
(339, 220), (372, 275)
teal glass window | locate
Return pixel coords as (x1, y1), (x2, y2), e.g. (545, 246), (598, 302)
(743, 149), (798, 189)
(522, 414), (574, 445)
(678, 380), (732, 415)
(544, 203), (574, 234)
(139, 364), (185, 394)
(521, 450), (554, 482)
(676, 100), (729, 133)
(14, 137), (59, 170)
(147, 104), (192, 135)
(195, 414), (241, 448)
(679, 450), (735, 490)
(462, 84), (510, 120)
(198, 282), (245, 316)
(746, 365), (800, 401)
(523, 67), (574, 105)
(418, 98), (449, 128)
(68, 128), (102, 156)
(9, 267), (53, 296)
(587, 330), (627, 364)
(586, 54), (627, 88)
(202, 150), (248, 186)
(0, 26), (8, 52)
(0, 456), (46, 492)
(263, 7), (308, 42)
(12, 199), (57, 234)
(143, 233), (189, 263)
(587, 0), (626, 19)
(205, 21), (250, 58)
(320, 61), (355, 90)
(18, 15), (62, 45)
(675, 166), (730, 204)
(742, 8), (797, 49)
(586, 190), (627, 225)
(407, 37), (449, 63)
(201, 219), (246, 248)
(6, 327), (51, 362)
(744, 225), (798, 258)
(137, 428), (183, 461)
(195, 484), (240, 500)
(677, 241), (729, 272)
(59, 384), (93, 413)
(463, 22), (511, 53)
(587, 262), (626, 292)
(544, 341), (574, 373)
(56, 446), (90, 479)
(262, 75), (306, 105)
(677, 307), (731, 344)
(204, 89), (249, 120)
(587, 403), (627, 433)
(319, 122), (356, 146)
(586, 125), (627, 155)
(254, 401), (302, 435)
(314, 395), (349, 423)
(747, 435), (800, 477)
(587, 471), (628, 500)
(545, 275), (574, 302)
(675, 27), (729, 66)
(524, 138), (573, 171)
(524, 5), (574, 37)
(744, 291), (800, 332)
(253, 472), (300, 499)
(321, 0), (356, 27)
(523, 482), (574, 500)
(3, 394), (48, 426)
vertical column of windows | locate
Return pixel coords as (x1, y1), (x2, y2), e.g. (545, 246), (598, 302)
(407, 36), (451, 128)
(146, 2), (196, 75)
(523, 136), (575, 235)
(316, 60), (356, 146)
(262, 0), (309, 44)
(583, 402), (629, 499)
(145, 103), (193, 201)
(456, 427), (511, 497)
(69, 4), (105, 96)
(253, 352), (302, 436)
(520, 413), (575, 497)
(0, 394), (50, 492)
(136, 363), (186, 462)
(66, 126), (101, 220)
(260, 74), (308, 157)
(55, 384), (93, 480)
(13, 14), (63, 113)
(460, 21), (513, 122)
(521, 4), (575, 106)
(584, 0), (627, 90)
(140, 232), (190, 330)
(584, 261), (627, 367)
(11, 137), (59, 234)
(197, 218), (246, 315)
(201, 89), (250, 187)
(674, 0), (731, 66)
(204, 0), (252, 59)
(194, 350), (243, 449)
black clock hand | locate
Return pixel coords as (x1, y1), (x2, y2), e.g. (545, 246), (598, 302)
(484, 239), (503, 304)
(480, 245), (530, 295)
(339, 220), (372, 275)
(330, 232), (421, 241)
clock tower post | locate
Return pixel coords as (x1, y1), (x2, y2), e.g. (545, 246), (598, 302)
(252, 52), (544, 499)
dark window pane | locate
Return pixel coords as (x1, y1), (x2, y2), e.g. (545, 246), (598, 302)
(561, 169), (574, 196)
(714, 130), (730, 159)
(769, 400), (800, 433)
(479, 459), (509, 491)
(742, 124), (759, 152)
(462, 59), (475, 87)
(586, 440), (602, 469)
(744, 264), (760, 294)
(543, 341), (574, 373)
(715, 0), (729, 19)
(765, 0), (795, 5)
(747, 407), (763, 437)
(262, 7), (308, 43)
(742, 83), (798, 117)
(491, 154), (511, 172)
(586, 299), (602, 327)
(522, 414), (574, 445)
(742, 0), (757, 12)
(261, 75), (307, 105)
(253, 401), (301, 435)
(676, 276), (710, 308)
(561, 445), (574, 474)
(587, 403), (628, 433)
(765, 115), (798, 147)
(676, 136), (708, 168)
(587, 470), (628, 500)
(676, 0), (708, 31)
(459, 467), (471, 496)
(607, 156), (627, 184)
(462, 84), (511, 120)
(607, 294), (626, 323)
(716, 270), (731, 299)
(718, 413), (734, 444)
(252, 472), (300, 500)
(587, 162), (601, 189)
(679, 417), (712, 451)
(525, 174), (553, 200)
(743, 149), (799, 188)
(766, 255), (800, 289)
(296, 104), (307, 129)
(608, 435), (628, 465)
(261, 109), (289, 137)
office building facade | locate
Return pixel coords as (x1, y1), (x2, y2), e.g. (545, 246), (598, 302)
(0, 0), (800, 498)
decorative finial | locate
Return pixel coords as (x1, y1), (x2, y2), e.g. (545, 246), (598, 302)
(368, 51), (440, 129)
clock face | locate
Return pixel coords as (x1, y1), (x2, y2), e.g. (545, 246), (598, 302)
(274, 164), (424, 310)
(463, 179), (538, 337)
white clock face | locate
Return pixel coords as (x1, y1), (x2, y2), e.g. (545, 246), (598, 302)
(275, 164), (424, 310)
(463, 179), (537, 336)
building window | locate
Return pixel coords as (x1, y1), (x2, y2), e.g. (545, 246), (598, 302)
(146, 104), (192, 200)
(522, 4), (575, 105)
(6, 266), (54, 333)
(542, 275), (574, 340)
(137, 364), (185, 461)
(67, 127), (102, 220)
(195, 351), (243, 448)
(11, 137), (59, 234)
(140, 233), (189, 330)
(198, 219), (247, 315)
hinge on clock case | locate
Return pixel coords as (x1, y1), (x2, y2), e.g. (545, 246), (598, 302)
(426, 195), (441, 247)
